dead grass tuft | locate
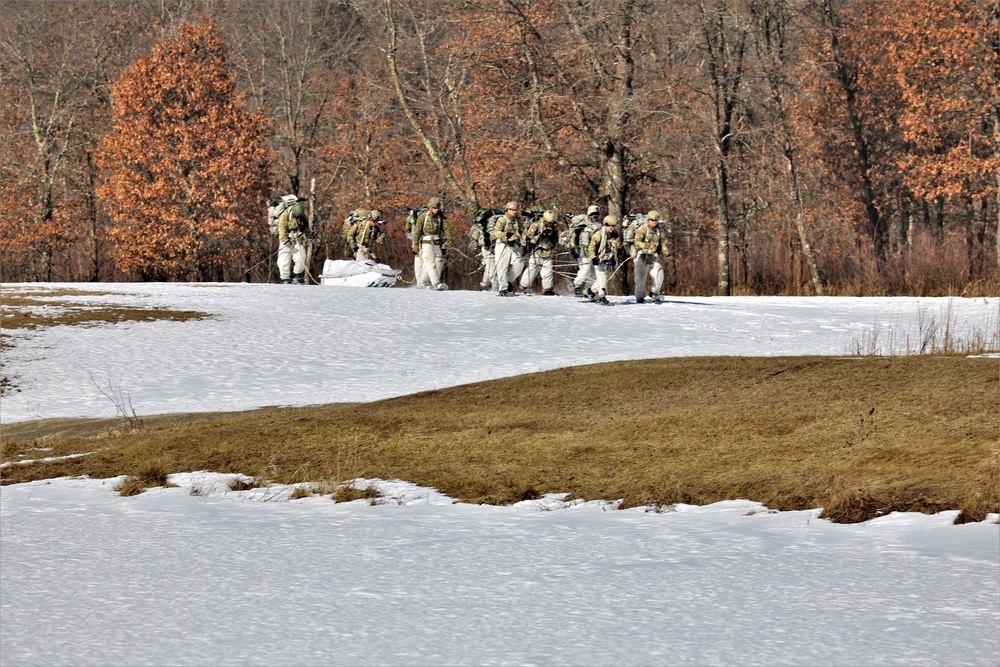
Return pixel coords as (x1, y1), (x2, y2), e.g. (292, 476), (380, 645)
(333, 484), (382, 503)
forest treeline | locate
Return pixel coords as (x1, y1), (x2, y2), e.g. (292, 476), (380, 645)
(1, 0), (997, 295)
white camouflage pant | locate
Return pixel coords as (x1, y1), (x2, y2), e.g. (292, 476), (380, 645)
(633, 255), (664, 300)
(593, 260), (613, 297)
(573, 255), (595, 292)
(278, 241), (307, 280)
(520, 253), (554, 292)
(416, 243), (446, 289)
(493, 242), (525, 292)
(480, 248), (496, 290)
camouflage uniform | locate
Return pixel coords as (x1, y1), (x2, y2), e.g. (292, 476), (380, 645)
(492, 201), (526, 296)
(587, 215), (621, 304)
(633, 210), (668, 303)
(573, 205), (602, 296)
(519, 210), (560, 295)
(278, 205), (312, 284)
(348, 209), (384, 261)
(412, 197), (452, 290)
(468, 217), (496, 291)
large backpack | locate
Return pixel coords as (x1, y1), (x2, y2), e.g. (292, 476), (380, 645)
(472, 207), (504, 250)
(578, 218), (601, 252)
(621, 214), (643, 248)
(267, 194), (298, 235)
(559, 214), (587, 250)
(405, 207), (426, 241)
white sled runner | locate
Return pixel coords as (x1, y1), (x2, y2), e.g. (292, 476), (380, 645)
(319, 259), (400, 288)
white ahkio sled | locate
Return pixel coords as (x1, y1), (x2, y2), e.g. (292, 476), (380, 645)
(318, 259), (401, 288)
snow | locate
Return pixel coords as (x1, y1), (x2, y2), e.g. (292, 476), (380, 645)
(1, 283), (998, 666)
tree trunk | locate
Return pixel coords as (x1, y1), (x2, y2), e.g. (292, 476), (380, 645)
(820, 0), (885, 262)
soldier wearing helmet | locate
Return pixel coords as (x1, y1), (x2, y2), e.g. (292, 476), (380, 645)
(519, 209), (561, 295)
(412, 197), (452, 290)
(347, 209), (386, 261)
(586, 214), (621, 305)
(492, 201), (526, 296)
(633, 209), (670, 303)
(277, 200), (311, 284)
(572, 204), (603, 297)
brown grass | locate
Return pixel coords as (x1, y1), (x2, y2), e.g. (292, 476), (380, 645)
(2, 356), (997, 522)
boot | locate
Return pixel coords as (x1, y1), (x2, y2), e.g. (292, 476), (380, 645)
(542, 289), (556, 296)
(292, 273), (304, 285)
(650, 292), (661, 303)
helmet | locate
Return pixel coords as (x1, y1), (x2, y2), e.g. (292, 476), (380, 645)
(291, 203), (305, 217)
(603, 215), (618, 227)
(427, 197), (441, 209)
(505, 201), (520, 212)
(542, 210), (556, 223)
(587, 205), (600, 217)
(370, 209), (381, 220)
(647, 210), (661, 221)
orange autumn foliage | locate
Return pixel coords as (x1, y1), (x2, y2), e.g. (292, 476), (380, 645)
(96, 21), (273, 281)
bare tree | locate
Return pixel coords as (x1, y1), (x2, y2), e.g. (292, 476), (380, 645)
(750, 0), (823, 294)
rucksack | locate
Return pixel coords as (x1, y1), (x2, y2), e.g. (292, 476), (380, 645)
(267, 194), (298, 235)
(559, 214), (587, 250)
(405, 207), (426, 241)
(621, 214), (643, 244)
(578, 219), (601, 251)
(472, 207), (504, 250)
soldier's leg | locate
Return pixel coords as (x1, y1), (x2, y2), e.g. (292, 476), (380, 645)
(480, 248), (495, 290)
(650, 259), (665, 298)
(493, 244), (513, 292)
(519, 254), (538, 291)
(634, 256), (650, 301)
(594, 263), (609, 298)
(277, 244), (292, 282)
(420, 244), (441, 288)
(540, 257), (555, 292)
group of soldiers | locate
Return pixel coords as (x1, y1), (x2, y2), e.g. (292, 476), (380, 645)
(467, 200), (672, 304)
(273, 193), (671, 302)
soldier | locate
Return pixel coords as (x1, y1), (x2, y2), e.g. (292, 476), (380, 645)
(492, 201), (526, 296)
(519, 209), (560, 295)
(468, 208), (498, 292)
(572, 204), (602, 297)
(277, 203), (312, 284)
(411, 197), (452, 290)
(633, 209), (670, 303)
(587, 214), (621, 305)
(341, 209), (364, 258)
(348, 209), (385, 261)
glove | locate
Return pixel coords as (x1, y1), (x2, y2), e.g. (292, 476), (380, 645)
(591, 258), (598, 265)
(571, 249), (579, 260)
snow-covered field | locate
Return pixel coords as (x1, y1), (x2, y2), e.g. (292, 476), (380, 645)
(1, 284), (998, 666)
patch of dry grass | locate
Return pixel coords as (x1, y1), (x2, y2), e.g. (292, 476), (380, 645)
(2, 356), (997, 522)
(0, 286), (210, 396)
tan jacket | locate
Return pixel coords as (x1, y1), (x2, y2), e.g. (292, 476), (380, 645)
(524, 220), (559, 258)
(492, 213), (523, 246)
(588, 227), (619, 262)
(634, 223), (666, 256)
(412, 211), (452, 252)
(278, 210), (311, 244)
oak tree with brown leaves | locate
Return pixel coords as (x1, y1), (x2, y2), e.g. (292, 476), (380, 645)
(96, 21), (273, 281)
